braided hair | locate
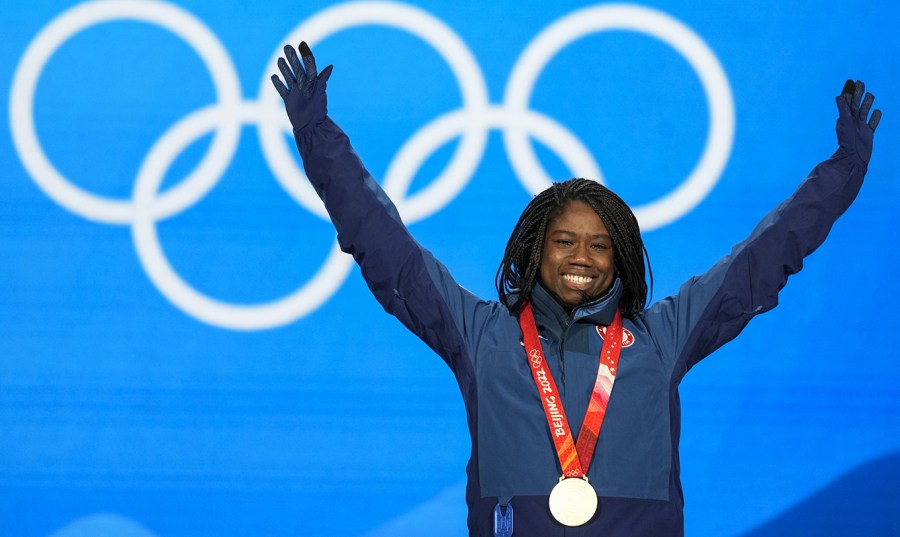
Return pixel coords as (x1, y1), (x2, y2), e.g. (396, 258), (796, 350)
(495, 178), (652, 319)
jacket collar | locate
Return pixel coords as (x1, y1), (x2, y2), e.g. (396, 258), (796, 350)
(530, 278), (622, 337)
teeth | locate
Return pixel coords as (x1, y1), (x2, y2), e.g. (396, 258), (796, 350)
(563, 274), (594, 284)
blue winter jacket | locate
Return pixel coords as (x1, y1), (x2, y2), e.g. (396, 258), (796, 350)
(295, 116), (867, 536)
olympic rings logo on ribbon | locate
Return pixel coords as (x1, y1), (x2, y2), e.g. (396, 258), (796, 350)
(10, 0), (734, 331)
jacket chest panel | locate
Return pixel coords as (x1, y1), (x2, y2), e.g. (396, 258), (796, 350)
(473, 322), (672, 500)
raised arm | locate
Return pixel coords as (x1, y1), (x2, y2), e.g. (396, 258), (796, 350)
(647, 80), (882, 377)
(270, 43), (497, 370)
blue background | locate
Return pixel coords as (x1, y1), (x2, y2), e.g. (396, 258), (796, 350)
(2, 0), (899, 535)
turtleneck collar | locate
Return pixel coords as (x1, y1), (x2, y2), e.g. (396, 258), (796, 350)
(529, 278), (623, 337)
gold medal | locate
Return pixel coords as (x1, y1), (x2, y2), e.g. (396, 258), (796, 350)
(548, 476), (598, 527)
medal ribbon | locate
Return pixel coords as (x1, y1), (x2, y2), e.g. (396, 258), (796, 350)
(519, 302), (623, 478)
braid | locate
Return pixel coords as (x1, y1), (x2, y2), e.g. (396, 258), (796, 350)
(495, 178), (653, 318)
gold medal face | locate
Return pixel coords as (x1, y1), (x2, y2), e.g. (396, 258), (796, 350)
(548, 477), (598, 527)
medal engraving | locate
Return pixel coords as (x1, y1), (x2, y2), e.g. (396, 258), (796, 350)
(548, 477), (598, 527)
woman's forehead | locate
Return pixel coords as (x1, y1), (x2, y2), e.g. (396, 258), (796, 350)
(547, 200), (609, 234)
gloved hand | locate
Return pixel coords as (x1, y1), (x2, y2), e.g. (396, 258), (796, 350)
(270, 42), (334, 134)
(835, 79), (881, 166)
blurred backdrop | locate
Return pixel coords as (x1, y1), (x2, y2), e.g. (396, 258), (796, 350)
(2, 0), (899, 535)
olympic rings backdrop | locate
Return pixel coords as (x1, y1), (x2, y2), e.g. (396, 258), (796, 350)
(2, 0), (899, 535)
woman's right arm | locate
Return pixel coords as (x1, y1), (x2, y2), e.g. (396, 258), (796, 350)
(271, 43), (497, 371)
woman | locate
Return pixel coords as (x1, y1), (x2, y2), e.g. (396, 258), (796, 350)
(271, 42), (880, 536)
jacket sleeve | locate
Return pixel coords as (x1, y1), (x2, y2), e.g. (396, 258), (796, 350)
(644, 148), (868, 380)
(294, 117), (496, 373)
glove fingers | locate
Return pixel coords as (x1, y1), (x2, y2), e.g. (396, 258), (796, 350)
(285, 45), (305, 86)
(318, 64), (334, 84)
(851, 80), (864, 115)
(868, 108), (882, 132)
(277, 57), (296, 88)
(859, 92), (875, 121)
(270, 74), (288, 100)
(840, 79), (855, 98)
(299, 41), (318, 81)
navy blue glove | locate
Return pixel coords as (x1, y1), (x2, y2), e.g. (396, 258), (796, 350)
(270, 42), (334, 135)
(835, 79), (881, 166)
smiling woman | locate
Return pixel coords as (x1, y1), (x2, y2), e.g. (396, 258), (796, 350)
(271, 40), (881, 537)
(497, 179), (651, 318)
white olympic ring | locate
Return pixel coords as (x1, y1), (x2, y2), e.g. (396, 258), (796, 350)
(10, 0), (734, 331)
(9, 0), (243, 224)
(504, 4), (735, 230)
(256, 1), (492, 223)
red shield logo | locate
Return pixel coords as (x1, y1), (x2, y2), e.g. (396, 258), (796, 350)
(596, 325), (635, 347)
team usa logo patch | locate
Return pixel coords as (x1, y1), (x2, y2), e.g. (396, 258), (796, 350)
(597, 324), (635, 347)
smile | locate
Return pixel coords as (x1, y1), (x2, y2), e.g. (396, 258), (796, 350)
(563, 274), (595, 284)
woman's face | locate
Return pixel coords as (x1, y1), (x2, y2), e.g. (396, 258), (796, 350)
(539, 201), (616, 309)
